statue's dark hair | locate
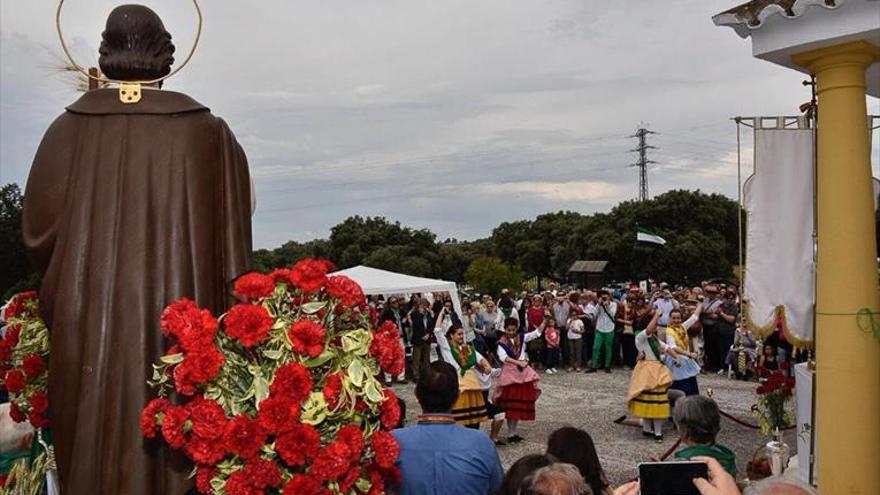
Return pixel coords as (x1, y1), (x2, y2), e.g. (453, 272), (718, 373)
(99, 4), (175, 82)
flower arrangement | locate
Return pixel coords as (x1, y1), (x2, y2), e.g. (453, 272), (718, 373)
(141, 258), (405, 495)
(1, 291), (50, 429)
(752, 362), (795, 435)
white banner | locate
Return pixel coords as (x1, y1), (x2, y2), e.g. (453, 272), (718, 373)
(743, 128), (815, 344)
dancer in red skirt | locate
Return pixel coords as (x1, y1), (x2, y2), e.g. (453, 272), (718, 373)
(494, 316), (543, 442)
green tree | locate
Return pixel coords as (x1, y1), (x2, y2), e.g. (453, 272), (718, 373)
(0, 183), (39, 300)
(465, 256), (523, 296)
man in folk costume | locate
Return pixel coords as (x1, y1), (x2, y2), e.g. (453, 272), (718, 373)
(433, 317), (491, 427)
(663, 304), (704, 396)
(494, 317), (543, 443)
(627, 310), (683, 441)
(22, 5), (252, 494)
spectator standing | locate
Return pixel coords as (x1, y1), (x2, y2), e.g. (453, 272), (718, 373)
(617, 294), (639, 369)
(587, 290), (617, 373)
(526, 296), (547, 368)
(393, 362), (504, 495)
(478, 300), (503, 356)
(673, 396), (737, 476)
(566, 314), (586, 371)
(546, 427), (613, 495)
(544, 316), (561, 374)
(409, 298), (435, 381)
(700, 285), (724, 371)
(552, 293), (573, 365)
(716, 292), (740, 372)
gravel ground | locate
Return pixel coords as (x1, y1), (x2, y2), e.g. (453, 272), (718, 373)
(393, 368), (798, 486)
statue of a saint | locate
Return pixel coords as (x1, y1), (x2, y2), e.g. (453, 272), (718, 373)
(22, 5), (253, 493)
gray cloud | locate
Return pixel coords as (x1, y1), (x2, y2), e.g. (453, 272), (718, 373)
(3, 0), (874, 249)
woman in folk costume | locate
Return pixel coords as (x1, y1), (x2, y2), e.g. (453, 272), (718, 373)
(434, 315), (492, 427)
(663, 303), (704, 396)
(495, 317), (543, 443)
(627, 309), (684, 441)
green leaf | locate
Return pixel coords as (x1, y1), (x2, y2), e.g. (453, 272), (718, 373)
(305, 350), (334, 368)
(364, 379), (383, 403)
(262, 349), (283, 360)
(271, 319), (287, 330)
(348, 359), (365, 388)
(341, 329), (372, 356)
(159, 353), (184, 365)
(301, 301), (327, 314)
(355, 478), (373, 493)
(300, 391), (328, 425)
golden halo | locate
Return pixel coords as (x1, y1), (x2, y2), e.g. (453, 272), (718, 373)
(55, 0), (203, 85)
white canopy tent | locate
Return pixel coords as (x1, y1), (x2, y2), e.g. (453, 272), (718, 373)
(329, 265), (470, 339)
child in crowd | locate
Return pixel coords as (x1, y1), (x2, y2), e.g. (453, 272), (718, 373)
(544, 315), (560, 374)
(566, 313), (585, 372)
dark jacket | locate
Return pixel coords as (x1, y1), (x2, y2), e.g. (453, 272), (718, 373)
(410, 309), (434, 343)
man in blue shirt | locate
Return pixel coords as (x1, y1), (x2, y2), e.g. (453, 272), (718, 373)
(393, 361), (503, 495)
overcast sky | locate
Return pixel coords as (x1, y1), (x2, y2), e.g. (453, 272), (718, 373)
(2, 1), (878, 248)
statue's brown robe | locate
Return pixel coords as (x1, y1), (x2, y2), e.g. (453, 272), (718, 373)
(22, 88), (253, 495)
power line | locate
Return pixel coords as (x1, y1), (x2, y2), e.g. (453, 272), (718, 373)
(628, 125), (657, 201)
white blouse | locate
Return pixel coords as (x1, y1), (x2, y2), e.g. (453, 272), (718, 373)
(497, 329), (542, 362)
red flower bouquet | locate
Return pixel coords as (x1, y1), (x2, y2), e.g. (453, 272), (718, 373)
(753, 362), (795, 434)
(1, 291), (49, 429)
(142, 258), (402, 494)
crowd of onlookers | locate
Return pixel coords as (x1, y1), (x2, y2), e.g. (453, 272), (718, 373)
(392, 360), (818, 495)
(368, 280), (797, 387)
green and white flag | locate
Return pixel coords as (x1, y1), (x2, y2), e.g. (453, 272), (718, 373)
(636, 227), (666, 246)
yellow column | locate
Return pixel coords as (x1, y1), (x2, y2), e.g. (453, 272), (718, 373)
(793, 41), (880, 495)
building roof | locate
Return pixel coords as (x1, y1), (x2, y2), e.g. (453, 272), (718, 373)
(713, 0), (843, 38)
(568, 260), (609, 273)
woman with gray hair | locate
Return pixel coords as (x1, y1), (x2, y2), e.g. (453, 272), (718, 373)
(673, 395), (737, 476)
(521, 463), (593, 495)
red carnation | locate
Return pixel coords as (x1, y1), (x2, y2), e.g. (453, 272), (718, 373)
(379, 389), (401, 430)
(338, 467), (362, 493)
(337, 424), (364, 462)
(161, 405), (190, 449)
(224, 303), (273, 348)
(185, 435), (226, 464)
(283, 474), (330, 495)
(21, 354), (45, 378)
(242, 458), (282, 489)
(224, 471), (260, 495)
(366, 467), (386, 495)
(257, 394), (300, 434)
(8, 402), (25, 423)
(326, 275), (366, 309)
(270, 362), (313, 403)
(370, 430), (399, 469)
(370, 331), (405, 377)
(4, 369), (25, 393)
(275, 423), (321, 467)
(29, 390), (48, 414)
(290, 258), (334, 293)
(27, 411), (48, 429)
(234, 272), (276, 301)
(3, 325), (20, 348)
(223, 414), (267, 460)
(269, 268), (295, 286)
(323, 371), (344, 410)
(195, 466), (216, 494)
(160, 299), (218, 352)
(310, 440), (353, 481)
(187, 397), (228, 440)
(288, 320), (326, 358)
(0, 339), (12, 362)
(3, 291), (37, 319)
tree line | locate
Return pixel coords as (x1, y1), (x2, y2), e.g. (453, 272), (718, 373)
(253, 189), (743, 294)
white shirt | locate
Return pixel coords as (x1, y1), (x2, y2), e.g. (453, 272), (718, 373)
(497, 329), (542, 362)
(567, 319), (585, 340)
(594, 301), (618, 333)
(653, 298), (677, 326)
(433, 328), (486, 374)
(635, 330), (669, 361)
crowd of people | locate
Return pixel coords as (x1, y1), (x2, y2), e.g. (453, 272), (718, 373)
(393, 360), (816, 495)
(369, 281), (810, 494)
